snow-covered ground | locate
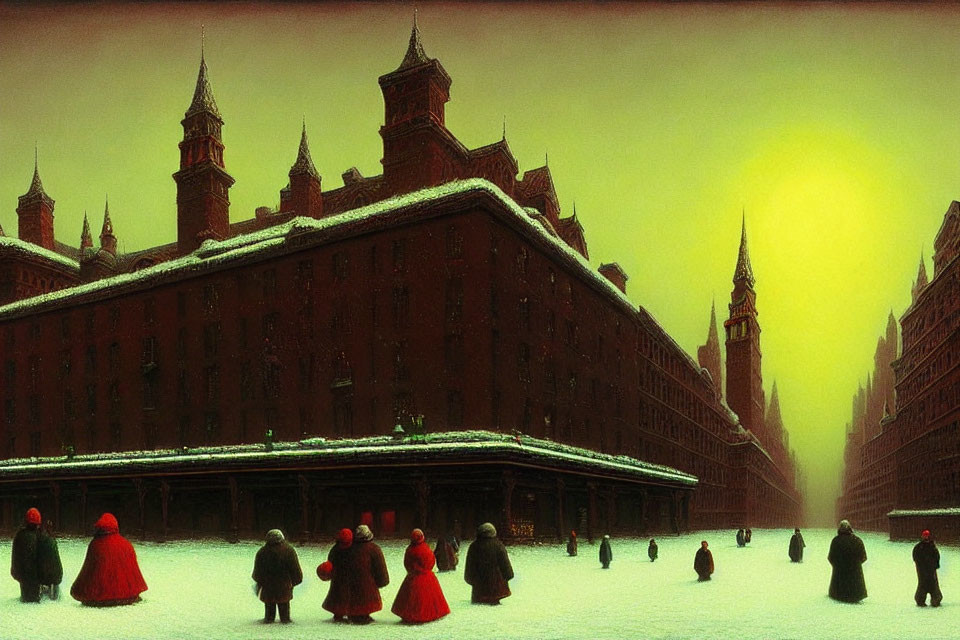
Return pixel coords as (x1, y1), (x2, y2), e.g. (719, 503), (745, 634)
(1, 528), (956, 640)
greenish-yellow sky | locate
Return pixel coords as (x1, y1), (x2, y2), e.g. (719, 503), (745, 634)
(1, 2), (955, 525)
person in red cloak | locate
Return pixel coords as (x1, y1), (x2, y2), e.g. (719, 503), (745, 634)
(70, 513), (147, 606)
(321, 528), (353, 622)
(391, 529), (450, 624)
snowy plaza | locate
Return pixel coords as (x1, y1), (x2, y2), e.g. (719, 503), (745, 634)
(1, 527), (957, 640)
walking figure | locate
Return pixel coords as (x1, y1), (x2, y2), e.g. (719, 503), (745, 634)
(913, 529), (942, 607)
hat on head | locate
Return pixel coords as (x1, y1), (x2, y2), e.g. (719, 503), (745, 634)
(355, 524), (373, 542)
(603, 534), (610, 539)
(922, 529), (931, 538)
(266, 529), (285, 544)
(25, 508), (41, 526)
(838, 519), (852, 533)
(410, 528), (424, 544)
(477, 522), (497, 538)
(336, 527), (353, 545)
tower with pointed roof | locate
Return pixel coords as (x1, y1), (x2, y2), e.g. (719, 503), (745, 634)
(765, 381), (784, 440)
(378, 13), (455, 195)
(911, 252), (928, 303)
(724, 216), (765, 440)
(287, 122), (323, 219)
(173, 50), (235, 254)
(80, 212), (93, 252)
(17, 151), (56, 250)
(697, 300), (723, 395)
(100, 197), (117, 255)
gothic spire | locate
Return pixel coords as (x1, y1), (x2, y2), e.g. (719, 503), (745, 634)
(100, 196), (117, 255)
(733, 213), (755, 288)
(289, 120), (320, 180)
(397, 10), (429, 70)
(185, 50), (221, 119)
(24, 145), (47, 198)
(707, 298), (719, 344)
(80, 211), (93, 250)
(916, 251), (928, 288)
(767, 380), (783, 427)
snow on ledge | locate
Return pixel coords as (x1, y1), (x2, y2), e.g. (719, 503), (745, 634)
(0, 429), (697, 486)
(0, 236), (80, 271)
(888, 508), (960, 517)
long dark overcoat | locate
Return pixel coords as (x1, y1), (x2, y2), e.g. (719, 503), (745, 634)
(11, 525), (40, 589)
(648, 541), (658, 562)
(913, 539), (942, 605)
(37, 531), (63, 586)
(599, 539), (613, 568)
(694, 548), (714, 581)
(340, 539), (390, 616)
(252, 540), (303, 604)
(828, 531), (867, 602)
(321, 542), (353, 616)
(789, 533), (805, 563)
(464, 537), (514, 603)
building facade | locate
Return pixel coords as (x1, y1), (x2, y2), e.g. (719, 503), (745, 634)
(838, 202), (960, 540)
(0, 22), (801, 539)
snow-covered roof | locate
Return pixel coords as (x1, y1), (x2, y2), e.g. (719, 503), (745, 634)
(888, 508), (960, 517)
(0, 429), (698, 486)
(0, 236), (80, 272)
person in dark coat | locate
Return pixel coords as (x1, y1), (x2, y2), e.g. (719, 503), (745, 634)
(648, 539), (658, 562)
(434, 536), (458, 572)
(736, 528), (745, 547)
(252, 529), (303, 623)
(342, 524), (389, 624)
(745, 528), (752, 544)
(321, 528), (354, 622)
(464, 522), (514, 604)
(599, 535), (613, 569)
(11, 507), (43, 602)
(70, 513), (148, 606)
(789, 528), (806, 563)
(913, 529), (942, 607)
(694, 540), (714, 581)
(828, 519), (867, 603)
(391, 528), (450, 624)
(38, 519), (63, 600)
(566, 530), (578, 557)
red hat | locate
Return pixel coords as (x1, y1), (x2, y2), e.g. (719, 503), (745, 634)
(94, 512), (119, 534)
(410, 528), (425, 544)
(336, 528), (353, 546)
(317, 561), (333, 581)
(922, 529), (931, 538)
(25, 508), (41, 525)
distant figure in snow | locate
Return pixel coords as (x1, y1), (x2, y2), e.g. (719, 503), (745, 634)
(694, 540), (714, 582)
(464, 522), (514, 604)
(341, 524), (389, 624)
(252, 528), (303, 623)
(744, 528), (752, 544)
(434, 535), (458, 572)
(599, 535), (613, 569)
(736, 528), (746, 547)
(321, 528), (354, 622)
(913, 529), (942, 607)
(391, 528), (450, 624)
(828, 519), (867, 603)
(11, 508), (45, 602)
(70, 513), (147, 606)
(38, 519), (63, 601)
(648, 539), (658, 562)
(789, 528), (806, 563)
(566, 530), (578, 557)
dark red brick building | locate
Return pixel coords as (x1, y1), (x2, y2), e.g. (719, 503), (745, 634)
(838, 202), (960, 541)
(0, 22), (800, 539)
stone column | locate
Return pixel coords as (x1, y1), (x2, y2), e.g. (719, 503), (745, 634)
(606, 486), (617, 533)
(637, 488), (648, 535)
(587, 481), (598, 542)
(554, 477), (566, 541)
(298, 474), (310, 541)
(160, 480), (170, 542)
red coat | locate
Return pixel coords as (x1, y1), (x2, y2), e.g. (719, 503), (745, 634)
(339, 539), (390, 616)
(391, 541), (450, 623)
(70, 514), (148, 606)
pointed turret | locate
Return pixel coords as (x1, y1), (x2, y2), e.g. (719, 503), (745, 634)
(287, 121), (323, 219)
(912, 252), (928, 302)
(397, 11), (430, 71)
(17, 149), (56, 250)
(733, 214), (755, 288)
(289, 120), (320, 180)
(99, 197), (117, 256)
(697, 299), (723, 394)
(766, 381), (783, 435)
(80, 212), (93, 251)
(185, 53), (221, 119)
(174, 48), (234, 254)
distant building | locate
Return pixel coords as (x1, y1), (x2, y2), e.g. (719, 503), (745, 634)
(0, 20), (800, 539)
(838, 203), (960, 541)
